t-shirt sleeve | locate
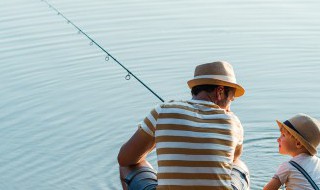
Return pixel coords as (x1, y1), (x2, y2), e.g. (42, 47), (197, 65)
(228, 113), (244, 145)
(274, 162), (290, 185)
(138, 104), (162, 137)
(237, 122), (244, 145)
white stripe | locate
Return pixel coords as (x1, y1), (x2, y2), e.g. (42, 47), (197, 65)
(155, 104), (162, 114)
(161, 108), (231, 120)
(140, 123), (154, 136)
(163, 101), (212, 110)
(157, 154), (232, 162)
(165, 101), (220, 111)
(158, 166), (231, 174)
(146, 113), (157, 127)
(227, 112), (241, 123)
(156, 142), (233, 151)
(158, 118), (233, 130)
(156, 130), (233, 141)
(158, 179), (231, 186)
(186, 99), (217, 106)
(193, 75), (237, 83)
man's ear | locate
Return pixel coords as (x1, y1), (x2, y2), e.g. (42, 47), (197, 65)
(216, 86), (224, 100)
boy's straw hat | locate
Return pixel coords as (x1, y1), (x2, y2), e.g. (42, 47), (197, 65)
(276, 113), (320, 155)
(187, 61), (245, 97)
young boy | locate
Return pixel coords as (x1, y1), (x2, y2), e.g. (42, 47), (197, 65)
(263, 113), (320, 190)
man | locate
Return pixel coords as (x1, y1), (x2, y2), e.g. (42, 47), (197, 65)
(118, 61), (250, 190)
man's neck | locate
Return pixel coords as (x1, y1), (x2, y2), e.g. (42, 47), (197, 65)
(192, 91), (214, 102)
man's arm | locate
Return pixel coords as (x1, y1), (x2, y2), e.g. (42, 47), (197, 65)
(233, 143), (243, 162)
(226, 111), (243, 162)
(118, 128), (155, 166)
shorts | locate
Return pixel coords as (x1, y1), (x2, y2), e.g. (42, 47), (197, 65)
(124, 167), (157, 190)
(124, 165), (250, 190)
(231, 165), (250, 190)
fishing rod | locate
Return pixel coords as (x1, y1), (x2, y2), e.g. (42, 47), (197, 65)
(41, 0), (164, 102)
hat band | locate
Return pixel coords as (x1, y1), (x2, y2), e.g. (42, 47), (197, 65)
(283, 120), (302, 136)
(193, 75), (237, 83)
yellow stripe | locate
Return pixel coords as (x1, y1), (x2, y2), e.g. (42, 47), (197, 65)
(144, 118), (155, 133)
(161, 104), (224, 114)
(157, 173), (231, 180)
(157, 124), (232, 135)
(156, 136), (234, 146)
(158, 160), (231, 169)
(159, 113), (234, 124)
(157, 185), (232, 190)
(151, 108), (159, 120)
(184, 100), (222, 109)
(161, 101), (221, 110)
(157, 148), (230, 157)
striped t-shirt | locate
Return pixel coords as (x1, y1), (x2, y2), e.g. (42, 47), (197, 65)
(139, 99), (244, 190)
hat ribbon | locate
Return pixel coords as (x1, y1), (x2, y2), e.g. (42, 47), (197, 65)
(193, 75), (237, 83)
(283, 120), (302, 136)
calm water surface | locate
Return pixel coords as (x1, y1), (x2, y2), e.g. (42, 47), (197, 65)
(1, 0), (320, 189)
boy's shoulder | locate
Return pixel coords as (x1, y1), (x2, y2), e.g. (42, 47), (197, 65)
(291, 153), (318, 163)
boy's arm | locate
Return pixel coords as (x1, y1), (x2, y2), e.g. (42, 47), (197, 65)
(263, 178), (282, 190)
(118, 128), (155, 166)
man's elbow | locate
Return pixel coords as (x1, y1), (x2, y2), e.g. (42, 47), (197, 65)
(117, 146), (128, 166)
(233, 153), (241, 162)
(233, 144), (243, 162)
(117, 154), (125, 166)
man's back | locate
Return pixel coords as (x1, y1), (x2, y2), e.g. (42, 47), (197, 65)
(140, 100), (243, 190)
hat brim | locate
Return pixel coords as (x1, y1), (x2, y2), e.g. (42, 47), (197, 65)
(187, 78), (245, 97)
(276, 120), (317, 155)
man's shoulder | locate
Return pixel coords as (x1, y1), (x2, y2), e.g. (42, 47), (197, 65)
(227, 112), (241, 122)
(159, 100), (192, 108)
(160, 100), (241, 120)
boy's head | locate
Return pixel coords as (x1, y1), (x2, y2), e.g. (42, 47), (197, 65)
(276, 113), (320, 156)
(277, 126), (308, 156)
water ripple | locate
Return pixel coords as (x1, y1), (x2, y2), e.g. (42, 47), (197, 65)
(1, 0), (320, 189)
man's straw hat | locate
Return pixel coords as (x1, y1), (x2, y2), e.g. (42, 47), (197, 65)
(187, 61), (245, 97)
(276, 113), (320, 155)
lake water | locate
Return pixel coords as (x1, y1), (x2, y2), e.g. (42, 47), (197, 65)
(1, 0), (320, 189)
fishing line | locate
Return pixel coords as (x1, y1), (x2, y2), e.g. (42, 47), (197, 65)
(41, 0), (164, 102)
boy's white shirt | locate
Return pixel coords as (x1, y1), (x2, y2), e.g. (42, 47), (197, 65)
(274, 153), (320, 190)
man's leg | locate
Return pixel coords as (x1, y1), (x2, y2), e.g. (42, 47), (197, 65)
(119, 159), (250, 190)
(119, 160), (157, 190)
(231, 159), (250, 190)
